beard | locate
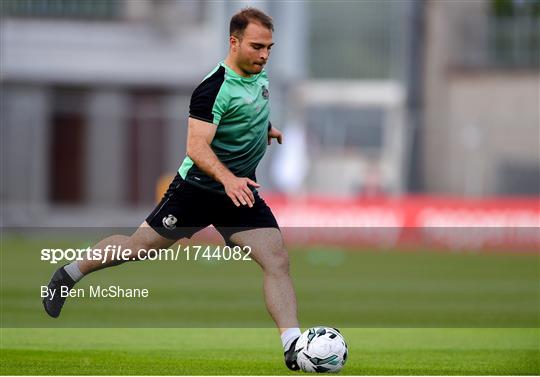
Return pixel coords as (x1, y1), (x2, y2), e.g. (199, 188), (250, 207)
(250, 64), (264, 73)
(238, 56), (265, 75)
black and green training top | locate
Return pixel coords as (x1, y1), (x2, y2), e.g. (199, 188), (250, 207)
(178, 61), (271, 193)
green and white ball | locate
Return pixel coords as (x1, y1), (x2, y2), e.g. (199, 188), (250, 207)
(295, 326), (348, 373)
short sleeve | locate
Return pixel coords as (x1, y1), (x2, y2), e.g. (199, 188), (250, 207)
(189, 65), (228, 125)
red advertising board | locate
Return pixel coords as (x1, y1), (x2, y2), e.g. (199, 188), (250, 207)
(263, 194), (540, 252)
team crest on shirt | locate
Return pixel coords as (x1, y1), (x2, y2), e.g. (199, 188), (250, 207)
(262, 85), (269, 99)
(162, 214), (178, 230)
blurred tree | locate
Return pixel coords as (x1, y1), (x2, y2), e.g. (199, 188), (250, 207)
(492, 0), (515, 17)
(0, 0), (120, 19)
(492, 0), (540, 17)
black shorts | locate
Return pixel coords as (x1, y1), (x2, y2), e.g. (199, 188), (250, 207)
(146, 173), (279, 241)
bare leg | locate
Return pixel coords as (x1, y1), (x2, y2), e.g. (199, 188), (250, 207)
(78, 222), (176, 275)
(229, 228), (299, 333)
(43, 221), (177, 318)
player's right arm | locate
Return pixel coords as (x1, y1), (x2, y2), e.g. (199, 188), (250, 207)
(186, 117), (260, 207)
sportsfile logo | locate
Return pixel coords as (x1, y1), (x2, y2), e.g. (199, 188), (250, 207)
(40, 246), (165, 264)
(40, 245), (252, 264)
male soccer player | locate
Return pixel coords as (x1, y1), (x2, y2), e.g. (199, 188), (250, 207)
(43, 7), (302, 370)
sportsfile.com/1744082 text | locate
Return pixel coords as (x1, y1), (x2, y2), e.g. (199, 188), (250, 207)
(40, 245), (252, 264)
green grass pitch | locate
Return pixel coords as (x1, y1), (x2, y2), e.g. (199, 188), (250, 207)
(1, 233), (539, 374)
(1, 328), (538, 375)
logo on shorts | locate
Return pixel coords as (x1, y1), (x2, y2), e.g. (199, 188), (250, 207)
(262, 86), (269, 99)
(162, 214), (178, 230)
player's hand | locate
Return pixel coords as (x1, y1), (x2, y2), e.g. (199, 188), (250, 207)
(222, 176), (260, 208)
(268, 126), (283, 145)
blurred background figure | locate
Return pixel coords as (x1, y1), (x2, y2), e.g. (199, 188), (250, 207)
(1, 0), (539, 227)
(271, 121), (309, 195)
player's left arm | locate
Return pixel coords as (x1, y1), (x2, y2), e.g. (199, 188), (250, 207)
(268, 123), (283, 145)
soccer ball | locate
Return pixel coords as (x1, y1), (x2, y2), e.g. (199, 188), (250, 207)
(295, 326), (348, 373)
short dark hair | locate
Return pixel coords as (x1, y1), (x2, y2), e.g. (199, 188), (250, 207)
(229, 7), (274, 38)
